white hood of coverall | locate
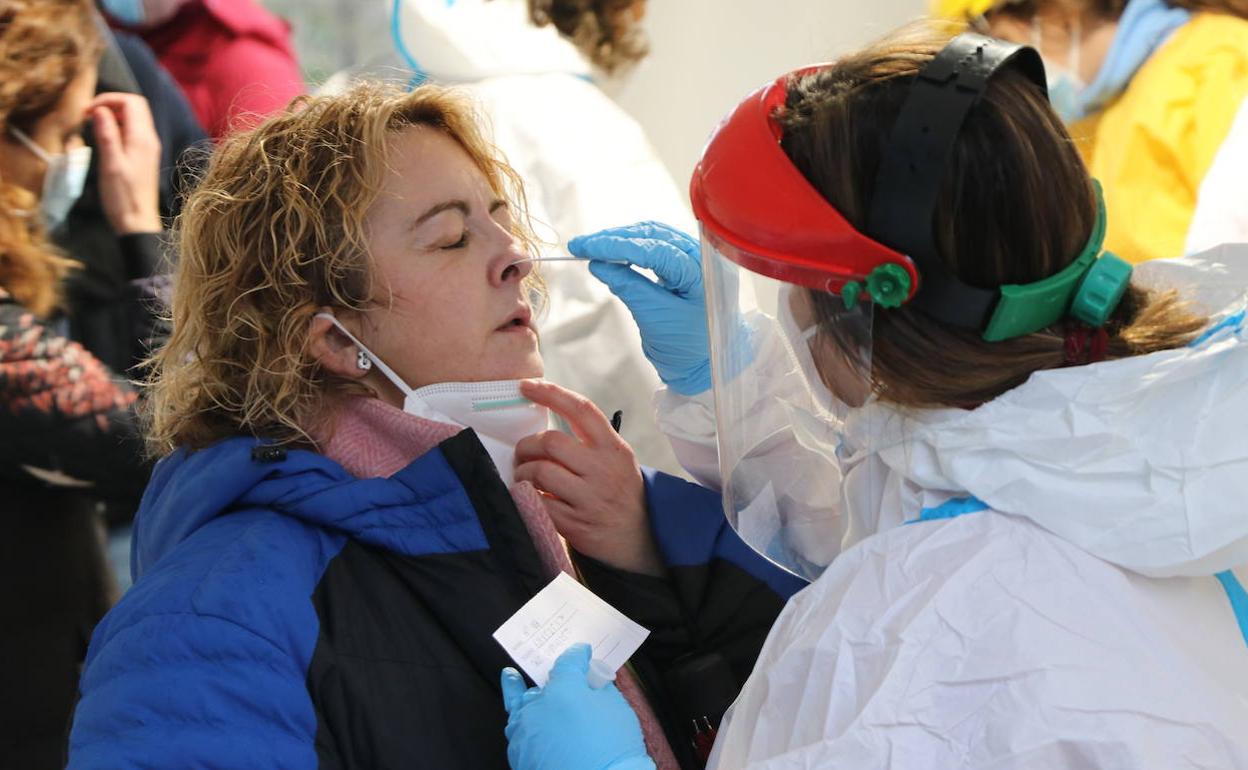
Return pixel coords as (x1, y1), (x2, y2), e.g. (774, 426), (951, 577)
(850, 247), (1248, 578)
(393, 0), (590, 82)
(698, 244), (1248, 769)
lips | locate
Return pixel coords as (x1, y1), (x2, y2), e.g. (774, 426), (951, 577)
(496, 305), (533, 332)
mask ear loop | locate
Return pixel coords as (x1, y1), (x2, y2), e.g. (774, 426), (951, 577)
(313, 312), (415, 400)
(8, 127), (52, 162)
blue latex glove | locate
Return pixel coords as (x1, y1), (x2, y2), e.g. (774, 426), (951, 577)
(568, 221), (712, 396)
(501, 644), (655, 770)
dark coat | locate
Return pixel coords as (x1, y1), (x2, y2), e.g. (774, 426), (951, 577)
(0, 240), (163, 768)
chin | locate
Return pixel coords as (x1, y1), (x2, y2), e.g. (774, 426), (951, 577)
(517, 352), (544, 379)
(482, 356), (543, 382)
(489, 336), (543, 380)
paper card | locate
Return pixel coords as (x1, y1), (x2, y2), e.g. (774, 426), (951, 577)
(493, 572), (650, 687)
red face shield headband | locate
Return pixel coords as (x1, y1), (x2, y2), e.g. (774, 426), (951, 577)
(690, 34), (1129, 341)
(688, 66), (919, 307)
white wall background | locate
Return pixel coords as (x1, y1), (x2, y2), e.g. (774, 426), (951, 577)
(607, 0), (926, 189)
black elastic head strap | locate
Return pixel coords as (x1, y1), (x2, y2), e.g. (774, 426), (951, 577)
(866, 33), (1047, 329)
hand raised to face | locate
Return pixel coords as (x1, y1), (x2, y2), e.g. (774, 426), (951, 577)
(513, 379), (662, 576)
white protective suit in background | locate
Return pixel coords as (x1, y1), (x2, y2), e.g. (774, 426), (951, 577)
(1188, 99), (1248, 256)
(382, 0), (695, 474)
(660, 245), (1248, 768)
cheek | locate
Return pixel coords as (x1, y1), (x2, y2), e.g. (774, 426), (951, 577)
(377, 274), (488, 353)
(813, 339), (872, 408)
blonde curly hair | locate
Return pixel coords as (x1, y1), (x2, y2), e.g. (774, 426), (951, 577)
(0, 0), (101, 317)
(145, 81), (542, 456)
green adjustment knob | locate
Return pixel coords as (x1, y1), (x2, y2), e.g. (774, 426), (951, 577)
(1070, 252), (1133, 328)
(866, 264), (911, 309)
(842, 281), (863, 310)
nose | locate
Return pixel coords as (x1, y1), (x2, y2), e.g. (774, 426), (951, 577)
(491, 231), (532, 286)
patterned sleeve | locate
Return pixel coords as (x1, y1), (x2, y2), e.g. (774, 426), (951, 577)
(0, 292), (151, 500)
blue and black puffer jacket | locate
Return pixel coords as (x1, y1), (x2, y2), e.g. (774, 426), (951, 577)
(67, 429), (803, 769)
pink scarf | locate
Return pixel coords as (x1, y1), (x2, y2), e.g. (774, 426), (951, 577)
(315, 397), (680, 770)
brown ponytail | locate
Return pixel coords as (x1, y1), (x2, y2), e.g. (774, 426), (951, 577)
(779, 27), (1207, 410)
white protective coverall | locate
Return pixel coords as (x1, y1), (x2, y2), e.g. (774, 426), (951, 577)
(1188, 98), (1248, 255)
(659, 245), (1248, 768)
(383, 0), (696, 473)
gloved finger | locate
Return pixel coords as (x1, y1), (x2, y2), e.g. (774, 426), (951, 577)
(636, 220), (700, 254)
(573, 236), (701, 295)
(587, 261), (692, 310)
(547, 643), (593, 684)
(571, 221), (699, 257)
(500, 667), (531, 714)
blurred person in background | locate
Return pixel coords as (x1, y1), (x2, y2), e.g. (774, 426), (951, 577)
(938, 0), (1248, 262)
(525, 0), (649, 72)
(59, 23), (207, 589)
(63, 20), (204, 377)
(321, 0), (693, 475)
(99, 0), (306, 137)
(0, 0), (169, 766)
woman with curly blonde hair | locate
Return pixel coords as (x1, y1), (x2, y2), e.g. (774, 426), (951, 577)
(67, 80), (801, 769)
(0, 1), (165, 766)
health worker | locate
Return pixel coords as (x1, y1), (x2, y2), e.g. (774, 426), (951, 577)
(498, 29), (1248, 769)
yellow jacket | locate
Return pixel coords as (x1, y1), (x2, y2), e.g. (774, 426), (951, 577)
(1072, 12), (1248, 263)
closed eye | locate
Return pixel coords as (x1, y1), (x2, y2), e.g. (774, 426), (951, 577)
(443, 231), (469, 250)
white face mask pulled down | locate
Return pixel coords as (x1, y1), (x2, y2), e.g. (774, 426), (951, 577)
(10, 127), (92, 231)
(316, 313), (549, 485)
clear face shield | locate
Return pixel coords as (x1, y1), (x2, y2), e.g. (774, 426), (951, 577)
(704, 231), (879, 581)
(691, 36), (1058, 580)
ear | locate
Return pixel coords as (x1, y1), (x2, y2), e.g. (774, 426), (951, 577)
(308, 309), (370, 381)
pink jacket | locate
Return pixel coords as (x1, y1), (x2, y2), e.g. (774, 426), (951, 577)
(125, 0), (305, 138)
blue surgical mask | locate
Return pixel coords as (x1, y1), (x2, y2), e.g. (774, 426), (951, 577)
(1046, 69), (1089, 124)
(1034, 16), (1089, 123)
(10, 127), (92, 231)
(1077, 0), (1191, 118)
(99, 0), (146, 26)
(1034, 0), (1191, 124)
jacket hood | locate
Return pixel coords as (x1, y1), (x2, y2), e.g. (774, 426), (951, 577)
(201, 0), (294, 49)
(391, 0), (590, 82)
(131, 435), (486, 580)
(855, 243), (1248, 577)
(137, 0), (295, 53)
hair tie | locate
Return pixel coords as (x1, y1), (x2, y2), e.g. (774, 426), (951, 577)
(1063, 322), (1110, 365)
